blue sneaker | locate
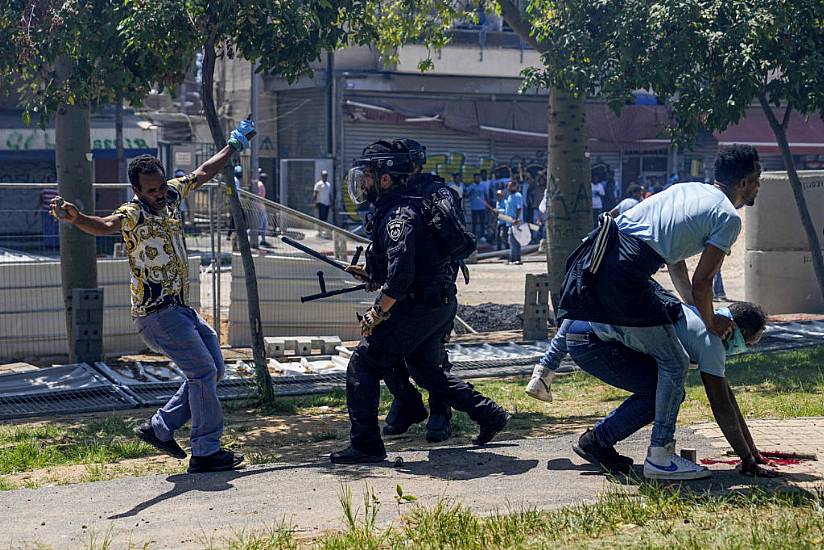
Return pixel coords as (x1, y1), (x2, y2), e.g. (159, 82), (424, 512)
(643, 445), (710, 480)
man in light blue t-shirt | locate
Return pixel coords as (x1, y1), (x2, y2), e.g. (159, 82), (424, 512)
(556, 145), (762, 479)
(529, 300), (776, 479)
(467, 173), (489, 242)
(503, 180), (524, 264)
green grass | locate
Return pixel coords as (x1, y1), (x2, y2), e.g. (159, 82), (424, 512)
(203, 482), (824, 549)
(0, 416), (153, 476)
(3, 346), (823, 487)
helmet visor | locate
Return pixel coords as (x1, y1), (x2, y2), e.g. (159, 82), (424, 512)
(347, 166), (371, 205)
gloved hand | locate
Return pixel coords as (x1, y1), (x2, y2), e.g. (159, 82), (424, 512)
(345, 264), (381, 292)
(358, 305), (390, 336)
(345, 264), (369, 282)
(228, 119), (256, 152)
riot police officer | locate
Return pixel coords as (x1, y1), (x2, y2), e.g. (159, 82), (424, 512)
(330, 140), (509, 464)
(379, 139), (458, 443)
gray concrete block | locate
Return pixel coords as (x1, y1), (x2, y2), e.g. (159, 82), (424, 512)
(295, 337), (313, 355)
(264, 337), (286, 358)
(322, 336), (343, 354)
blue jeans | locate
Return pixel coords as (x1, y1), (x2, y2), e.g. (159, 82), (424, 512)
(713, 272), (726, 298)
(600, 324), (689, 447)
(508, 227), (521, 262)
(567, 337), (659, 446)
(135, 305), (225, 456)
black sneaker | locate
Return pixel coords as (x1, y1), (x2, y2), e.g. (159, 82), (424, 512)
(572, 429), (633, 474)
(425, 414), (452, 443)
(187, 449), (245, 474)
(330, 446), (387, 464)
(473, 410), (510, 445)
(134, 422), (186, 459)
(382, 403), (429, 436)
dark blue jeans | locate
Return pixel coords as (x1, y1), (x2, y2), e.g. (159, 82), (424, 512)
(567, 336), (659, 447)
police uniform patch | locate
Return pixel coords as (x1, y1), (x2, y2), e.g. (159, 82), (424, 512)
(387, 219), (405, 241)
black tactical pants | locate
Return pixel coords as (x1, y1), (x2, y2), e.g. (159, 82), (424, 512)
(382, 336), (453, 424)
(346, 295), (500, 454)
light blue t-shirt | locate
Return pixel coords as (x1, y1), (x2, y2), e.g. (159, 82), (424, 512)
(468, 182), (488, 211)
(615, 182), (741, 264)
(591, 304), (727, 377)
(614, 197), (640, 215)
(505, 191), (523, 224)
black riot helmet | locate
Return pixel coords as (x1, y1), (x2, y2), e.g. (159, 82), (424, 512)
(395, 138), (426, 169)
(347, 140), (414, 204)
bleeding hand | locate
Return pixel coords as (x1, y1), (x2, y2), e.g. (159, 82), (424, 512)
(740, 456), (780, 478)
(753, 449), (777, 467)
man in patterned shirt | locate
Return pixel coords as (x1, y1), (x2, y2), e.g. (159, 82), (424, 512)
(51, 120), (256, 473)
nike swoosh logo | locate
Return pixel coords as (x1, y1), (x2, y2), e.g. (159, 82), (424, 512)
(647, 460), (679, 472)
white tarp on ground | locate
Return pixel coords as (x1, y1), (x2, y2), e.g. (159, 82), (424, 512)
(0, 363), (110, 396)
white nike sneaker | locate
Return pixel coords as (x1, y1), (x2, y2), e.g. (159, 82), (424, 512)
(643, 444), (711, 480)
(525, 365), (554, 403)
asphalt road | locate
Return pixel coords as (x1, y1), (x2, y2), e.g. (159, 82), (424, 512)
(1, 427), (790, 549)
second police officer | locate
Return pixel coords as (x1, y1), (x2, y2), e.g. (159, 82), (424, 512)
(379, 139), (461, 443)
(330, 140), (510, 464)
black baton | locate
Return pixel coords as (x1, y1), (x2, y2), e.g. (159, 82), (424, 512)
(281, 236), (348, 271)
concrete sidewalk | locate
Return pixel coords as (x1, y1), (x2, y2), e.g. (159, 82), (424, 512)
(3, 425), (820, 549)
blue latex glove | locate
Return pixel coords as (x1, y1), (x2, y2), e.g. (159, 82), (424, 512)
(228, 119), (255, 151)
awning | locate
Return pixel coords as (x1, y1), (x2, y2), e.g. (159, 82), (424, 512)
(714, 107), (824, 155)
(344, 98), (670, 151)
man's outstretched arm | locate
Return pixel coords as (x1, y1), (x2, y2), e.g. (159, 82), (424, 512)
(701, 373), (778, 477)
(50, 199), (121, 236)
(192, 145), (235, 189)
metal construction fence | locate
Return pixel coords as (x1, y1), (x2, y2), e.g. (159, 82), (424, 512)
(0, 180), (375, 363)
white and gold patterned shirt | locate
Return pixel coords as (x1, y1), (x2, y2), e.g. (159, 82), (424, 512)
(114, 174), (197, 317)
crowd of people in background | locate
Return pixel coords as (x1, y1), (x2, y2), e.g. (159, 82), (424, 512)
(326, 163), (731, 296)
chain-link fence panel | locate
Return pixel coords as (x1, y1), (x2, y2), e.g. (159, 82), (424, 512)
(228, 187), (371, 347)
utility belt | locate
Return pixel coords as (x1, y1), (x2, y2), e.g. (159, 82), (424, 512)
(407, 282), (457, 307)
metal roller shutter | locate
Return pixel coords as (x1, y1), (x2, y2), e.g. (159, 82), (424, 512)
(343, 119), (493, 178)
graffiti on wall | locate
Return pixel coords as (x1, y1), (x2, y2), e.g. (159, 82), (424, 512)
(0, 161), (56, 183)
(423, 151), (548, 180)
(0, 129), (156, 151)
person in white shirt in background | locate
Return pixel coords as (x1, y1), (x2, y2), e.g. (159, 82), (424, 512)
(312, 170), (332, 222)
(256, 172), (270, 247)
(591, 176), (606, 227)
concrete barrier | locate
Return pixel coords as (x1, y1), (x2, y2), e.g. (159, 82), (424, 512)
(745, 170), (824, 314)
(746, 250), (824, 314)
(746, 171), (824, 251)
(0, 258), (201, 360)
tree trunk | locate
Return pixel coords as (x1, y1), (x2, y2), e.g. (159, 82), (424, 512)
(202, 41), (275, 404)
(496, 2), (591, 314)
(56, 103), (97, 361)
(115, 94), (126, 184)
(759, 96), (824, 303)
(546, 89), (591, 310)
